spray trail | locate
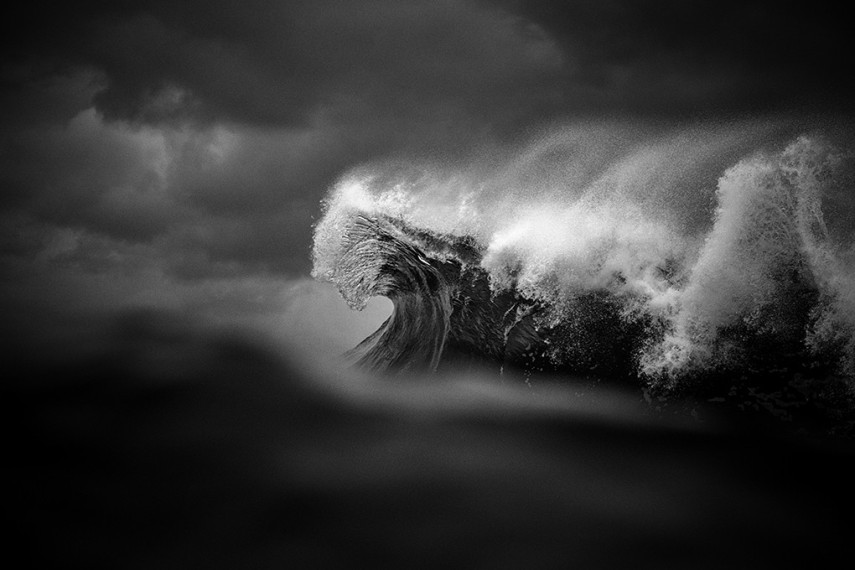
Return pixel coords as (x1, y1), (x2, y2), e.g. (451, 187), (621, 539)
(312, 122), (855, 388)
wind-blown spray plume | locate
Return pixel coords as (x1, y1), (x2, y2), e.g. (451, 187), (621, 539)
(312, 123), (855, 392)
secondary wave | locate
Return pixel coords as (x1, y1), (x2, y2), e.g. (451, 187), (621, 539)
(312, 123), (855, 390)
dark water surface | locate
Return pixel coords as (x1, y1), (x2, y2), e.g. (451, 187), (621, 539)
(8, 312), (855, 569)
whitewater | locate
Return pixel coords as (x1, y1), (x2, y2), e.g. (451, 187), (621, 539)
(312, 121), (855, 396)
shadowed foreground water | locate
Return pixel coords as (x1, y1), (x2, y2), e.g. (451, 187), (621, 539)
(6, 311), (855, 569)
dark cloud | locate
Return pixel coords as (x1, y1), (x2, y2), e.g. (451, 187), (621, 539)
(5, 0), (854, 131)
(161, 205), (313, 279)
(4, 0), (564, 131)
(507, 0), (855, 117)
(0, 106), (181, 239)
(2, 0), (854, 342)
(1, 0), (571, 286)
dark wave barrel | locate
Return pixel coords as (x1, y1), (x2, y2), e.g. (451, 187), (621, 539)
(319, 213), (543, 374)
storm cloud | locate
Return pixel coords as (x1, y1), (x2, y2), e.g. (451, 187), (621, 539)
(2, 0), (853, 354)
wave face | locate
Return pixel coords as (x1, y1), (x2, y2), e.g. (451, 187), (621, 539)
(312, 124), (855, 390)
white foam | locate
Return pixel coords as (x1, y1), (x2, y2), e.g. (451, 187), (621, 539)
(312, 123), (855, 384)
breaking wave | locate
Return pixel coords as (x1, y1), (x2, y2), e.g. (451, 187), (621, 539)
(312, 123), (855, 391)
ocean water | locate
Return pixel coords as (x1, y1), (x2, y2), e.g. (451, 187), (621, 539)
(9, 307), (855, 569)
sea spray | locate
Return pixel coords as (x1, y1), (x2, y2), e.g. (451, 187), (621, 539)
(641, 136), (855, 384)
(311, 123), (855, 390)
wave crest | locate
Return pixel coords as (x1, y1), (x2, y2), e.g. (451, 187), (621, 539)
(312, 127), (855, 388)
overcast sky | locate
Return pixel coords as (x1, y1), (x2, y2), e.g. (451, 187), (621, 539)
(2, 0), (853, 359)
